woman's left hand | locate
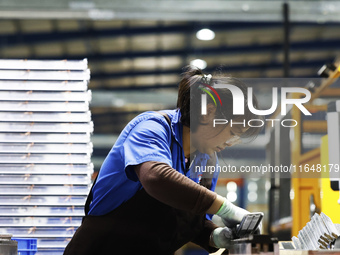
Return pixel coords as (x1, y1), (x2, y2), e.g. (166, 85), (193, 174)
(210, 227), (234, 248)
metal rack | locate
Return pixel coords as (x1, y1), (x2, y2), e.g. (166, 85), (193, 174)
(0, 59), (93, 255)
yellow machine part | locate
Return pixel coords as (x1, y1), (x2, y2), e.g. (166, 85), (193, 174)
(291, 150), (321, 237)
(320, 135), (340, 223)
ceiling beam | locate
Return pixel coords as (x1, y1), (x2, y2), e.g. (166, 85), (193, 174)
(0, 1), (340, 22)
(89, 58), (333, 82)
(0, 21), (338, 47)
(9, 38), (339, 61)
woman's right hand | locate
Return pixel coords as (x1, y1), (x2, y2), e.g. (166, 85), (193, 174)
(216, 198), (250, 228)
(210, 227), (234, 248)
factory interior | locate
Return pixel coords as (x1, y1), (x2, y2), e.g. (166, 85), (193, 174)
(0, 1), (340, 255)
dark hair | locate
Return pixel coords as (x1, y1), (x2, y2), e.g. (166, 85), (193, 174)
(177, 65), (263, 140)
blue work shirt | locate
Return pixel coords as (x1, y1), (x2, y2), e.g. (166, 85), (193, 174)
(88, 109), (219, 219)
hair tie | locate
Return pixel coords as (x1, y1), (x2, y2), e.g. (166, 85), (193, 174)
(201, 74), (213, 85)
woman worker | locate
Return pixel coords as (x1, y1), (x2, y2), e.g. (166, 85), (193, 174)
(64, 66), (263, 255)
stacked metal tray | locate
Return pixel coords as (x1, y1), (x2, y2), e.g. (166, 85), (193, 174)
(292, 212), (340, 250)
(0, 59), (93, 255)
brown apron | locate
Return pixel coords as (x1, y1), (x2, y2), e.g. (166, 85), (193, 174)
(63, 187), (207, 255)
(63, 113), (209, 254)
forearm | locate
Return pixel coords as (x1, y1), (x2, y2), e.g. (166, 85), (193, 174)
(207, 194), (225, 214)
(134, 161), (219, 215)
(134, 161), (243, 250)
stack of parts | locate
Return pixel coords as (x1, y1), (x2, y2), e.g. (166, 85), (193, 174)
(292, 212), (340, 250)
(0, 59), (93, 255)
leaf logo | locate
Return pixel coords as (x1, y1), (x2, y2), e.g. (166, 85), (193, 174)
(199, 83), (222, 107)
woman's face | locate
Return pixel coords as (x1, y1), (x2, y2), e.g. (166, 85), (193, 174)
(190, 105), (243, 156)
(191, 121), (241, 156)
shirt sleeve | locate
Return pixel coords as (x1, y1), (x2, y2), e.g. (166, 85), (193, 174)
(135, 161), (217, 214)
(121, 117), (173, 181)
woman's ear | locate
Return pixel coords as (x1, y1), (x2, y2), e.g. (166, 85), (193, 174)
(199, 103), (216, 124)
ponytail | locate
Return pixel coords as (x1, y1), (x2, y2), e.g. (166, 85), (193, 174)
(177, 65), (204, 130)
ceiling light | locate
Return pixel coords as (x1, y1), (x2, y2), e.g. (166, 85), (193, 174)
(196, 28), (215, 41)
(190, 59), (207, 70)
(227, 192), (237, 202)
(247, 181), (258, 191)
(227, 181), (237, 192)
(248, 192), (258, 202)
